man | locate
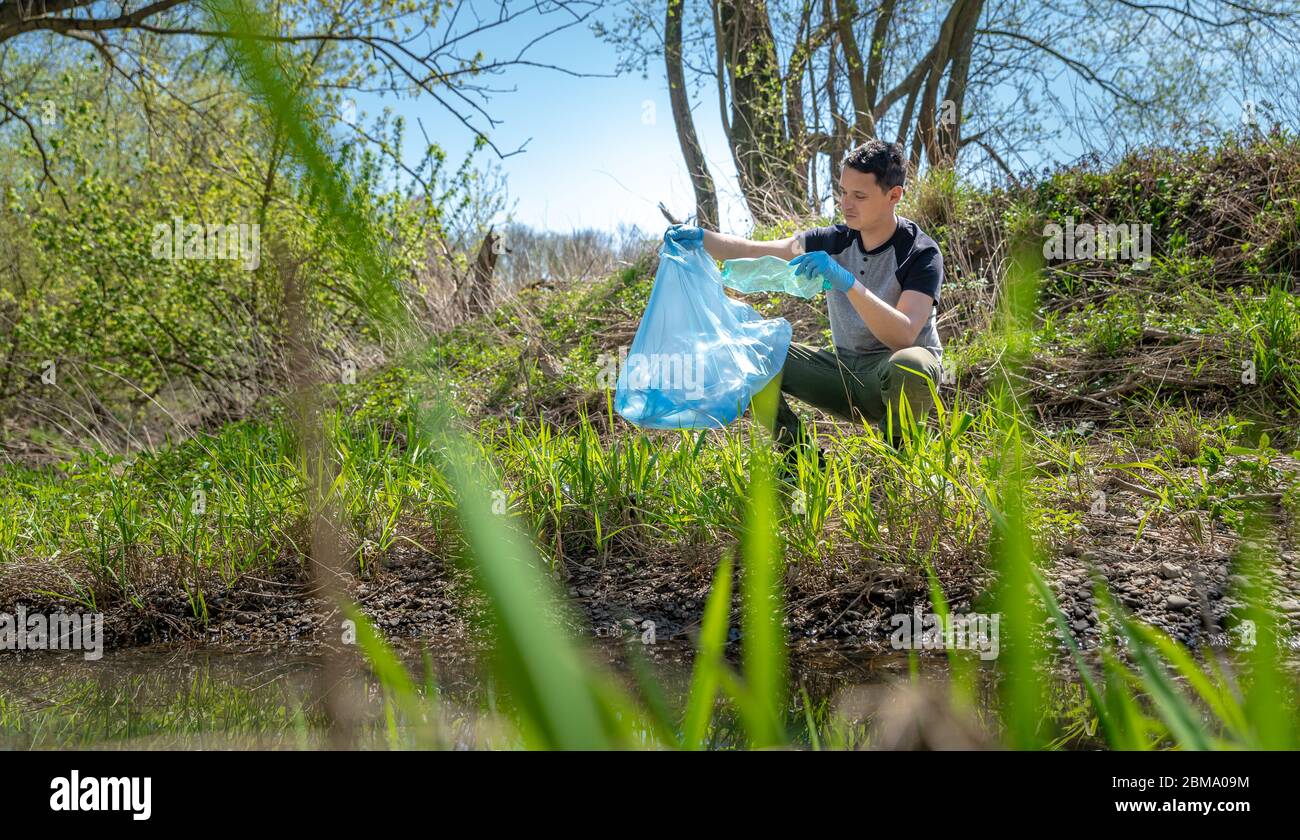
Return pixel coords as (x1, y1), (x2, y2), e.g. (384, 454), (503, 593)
(665, 139), (945, 463)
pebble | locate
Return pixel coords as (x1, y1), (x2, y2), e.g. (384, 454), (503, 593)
(1166, 595), (1192, 611)
(1157, 562), (1183, 580)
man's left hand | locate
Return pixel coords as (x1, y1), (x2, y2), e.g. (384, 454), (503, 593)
(791, 251), (855, 294)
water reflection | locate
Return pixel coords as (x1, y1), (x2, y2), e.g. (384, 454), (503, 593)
(0, 641), (1073, 749)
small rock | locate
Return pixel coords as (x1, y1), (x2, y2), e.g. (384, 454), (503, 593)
(1166, 595), (1192, 612)
(1157, 562), (1183, 580)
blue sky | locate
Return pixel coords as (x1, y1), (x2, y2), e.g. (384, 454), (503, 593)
(355, 5), (747, 239)
(355, 3), (886, 239)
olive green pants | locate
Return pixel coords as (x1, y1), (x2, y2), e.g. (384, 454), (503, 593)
(751, 343), (944, 447)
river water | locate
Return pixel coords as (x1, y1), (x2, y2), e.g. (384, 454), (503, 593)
(0, 639), (1031, 749)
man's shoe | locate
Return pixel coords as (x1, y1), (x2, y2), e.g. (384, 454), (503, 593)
(778, 441), (826, 481)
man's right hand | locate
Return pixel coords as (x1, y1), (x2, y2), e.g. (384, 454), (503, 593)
(664, 223), (704, 250)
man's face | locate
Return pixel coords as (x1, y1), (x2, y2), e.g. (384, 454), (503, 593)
(836, 167), (902, 230)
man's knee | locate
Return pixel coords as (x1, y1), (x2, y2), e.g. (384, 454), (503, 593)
(885, 347), (942, 417)
(778, 343), (845, 405)
(781, 342), (819, 370)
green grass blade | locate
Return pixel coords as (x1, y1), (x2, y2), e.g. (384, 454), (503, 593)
(739, 445), (787, 748)
(682, 551), (735, 750)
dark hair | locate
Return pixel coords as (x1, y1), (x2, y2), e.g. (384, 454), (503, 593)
(841, 140), (907, 190)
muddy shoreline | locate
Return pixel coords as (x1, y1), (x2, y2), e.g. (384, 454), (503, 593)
(5, 529), (1298, 658)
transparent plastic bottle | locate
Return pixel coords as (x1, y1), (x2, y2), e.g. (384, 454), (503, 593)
(720, 255), (824, 299)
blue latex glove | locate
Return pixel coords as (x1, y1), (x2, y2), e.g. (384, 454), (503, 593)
(664, 223), (704, 250)
(791, 251), (856, 294)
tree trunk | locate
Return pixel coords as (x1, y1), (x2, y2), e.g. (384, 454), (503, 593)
(822, 0), (846, 173)
(715, 0), (803, 225)
(936, 0), (983, 167)
(833, 0), (872, 141)
(783, 0), (814, 208)
(466, 227), (499, 316)
(666, 0), (719, 228)
(864, 0), (898, 114)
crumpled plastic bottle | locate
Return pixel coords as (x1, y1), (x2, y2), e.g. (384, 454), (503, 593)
(721, 255), (825, 299)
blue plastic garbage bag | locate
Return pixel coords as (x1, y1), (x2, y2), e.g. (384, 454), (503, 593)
(614, 236), (792, 429)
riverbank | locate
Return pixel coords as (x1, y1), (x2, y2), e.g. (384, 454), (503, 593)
(4, 493), (1295, 655)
